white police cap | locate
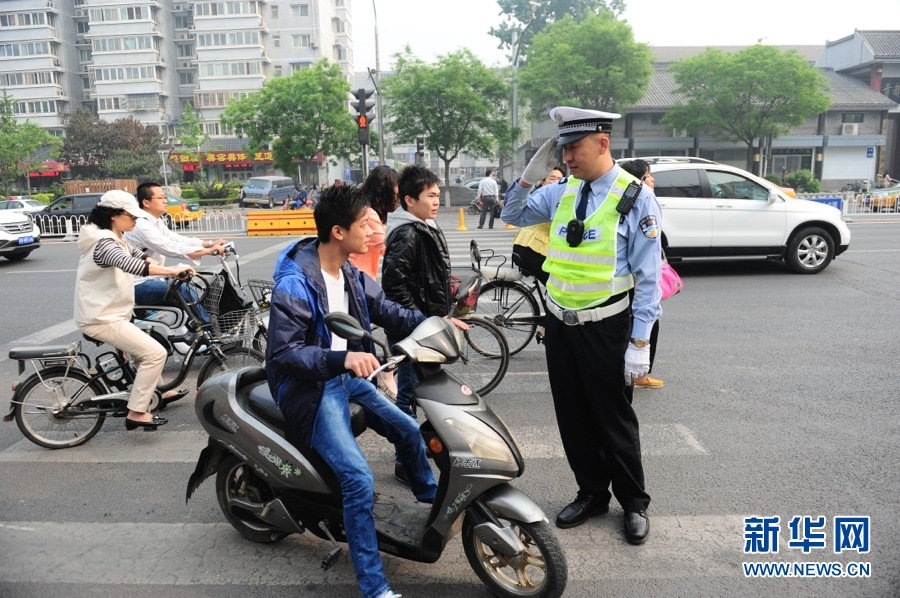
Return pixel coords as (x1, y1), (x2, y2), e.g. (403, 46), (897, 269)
(550, 106), (621, 146)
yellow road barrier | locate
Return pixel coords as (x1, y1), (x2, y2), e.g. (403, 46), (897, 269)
(246, 209), (316, 237)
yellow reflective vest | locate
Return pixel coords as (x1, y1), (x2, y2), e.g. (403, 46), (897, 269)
(544, 174), (637, 310)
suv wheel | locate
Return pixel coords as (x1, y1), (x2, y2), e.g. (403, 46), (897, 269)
(267, 197), (274, 209)
(786, 226), (834, 274)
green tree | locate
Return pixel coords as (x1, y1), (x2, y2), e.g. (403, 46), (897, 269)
(383, 48), (510, 203)
(175, 102), (209, 180)
(222, 60), (357, 184)
(101, 116), (164, 180)
(664, 45), (831, 172)
(0, 90), (61, 194)
(60, 108), (113, 179)
(518, 13), (653, 118)
(491, 0), (625, 53)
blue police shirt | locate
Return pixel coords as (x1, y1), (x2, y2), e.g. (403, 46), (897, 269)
(501, 163), (662, 339)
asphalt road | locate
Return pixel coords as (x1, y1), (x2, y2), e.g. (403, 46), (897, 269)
(1, 213), (898, 597)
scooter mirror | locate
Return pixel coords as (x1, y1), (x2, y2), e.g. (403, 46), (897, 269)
(325, 312), (368, 341)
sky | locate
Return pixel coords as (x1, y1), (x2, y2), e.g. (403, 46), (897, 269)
(353, 0), (898, 71)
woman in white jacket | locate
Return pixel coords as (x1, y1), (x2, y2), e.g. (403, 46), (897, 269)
(74, 191), (194, 430)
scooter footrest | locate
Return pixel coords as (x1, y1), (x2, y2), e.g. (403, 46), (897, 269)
(320, 546), (342, 571)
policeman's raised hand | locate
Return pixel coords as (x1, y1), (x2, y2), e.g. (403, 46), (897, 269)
(623, 341), (651, 386)
(520, 136), (558, 187)
(344, 351), (380, 378)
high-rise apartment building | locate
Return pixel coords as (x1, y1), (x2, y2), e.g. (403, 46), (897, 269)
(1, 0), (353, 179)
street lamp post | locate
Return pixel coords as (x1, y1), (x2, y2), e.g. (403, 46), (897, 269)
(510, 3), (540, 179)
(372, 0), (386, 166)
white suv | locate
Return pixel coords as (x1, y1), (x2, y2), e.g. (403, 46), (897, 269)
(0, 209), (40, 261)
(622, 158), (851, 274)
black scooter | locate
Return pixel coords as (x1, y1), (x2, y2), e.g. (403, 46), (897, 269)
(186, 313), (567, 598)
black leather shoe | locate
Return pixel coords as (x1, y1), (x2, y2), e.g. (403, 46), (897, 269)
(125, 415), (168, 431)
(624, 510), (650, 545)
(394, 463), (409, 485)
(555, 494), (609, 529)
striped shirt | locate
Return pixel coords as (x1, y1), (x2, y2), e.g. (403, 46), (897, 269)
(93, 238), (150, 277)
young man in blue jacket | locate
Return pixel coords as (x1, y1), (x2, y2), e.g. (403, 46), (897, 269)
(265, 184), (436, 598)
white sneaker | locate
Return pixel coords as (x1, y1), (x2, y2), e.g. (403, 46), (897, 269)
(376, 591), (402, 598)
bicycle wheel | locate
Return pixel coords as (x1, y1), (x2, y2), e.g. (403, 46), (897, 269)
(13, 368), (107, 449)
(197, 344), (265, 386)
(445, 317), (509, 396)
(251, 326), (267, 355)
(478, 280), (541, 355)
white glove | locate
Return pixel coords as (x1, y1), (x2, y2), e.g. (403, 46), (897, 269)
(624, 342), (651, 386)
(520, 136), (558, 186)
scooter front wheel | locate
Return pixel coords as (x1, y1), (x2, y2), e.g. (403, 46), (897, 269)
(462, 513), (567, 598)
(215, 453), (289, 544)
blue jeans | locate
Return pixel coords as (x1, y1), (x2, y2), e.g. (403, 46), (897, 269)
(311, 374), (437, 598)
(134, 279), (210, 326)
(394, 363), (420, 418)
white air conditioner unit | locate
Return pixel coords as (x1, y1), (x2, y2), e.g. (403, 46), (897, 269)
(672, 129), (688, 138)
(841, 123), (859, 136)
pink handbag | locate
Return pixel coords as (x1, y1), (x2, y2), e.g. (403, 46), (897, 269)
(660, 262), (683, 300)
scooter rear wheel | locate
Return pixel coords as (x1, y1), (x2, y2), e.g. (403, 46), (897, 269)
(215, 453), (289, 544)
(13, 368), (107, 449)
(462, 513), (567, 598)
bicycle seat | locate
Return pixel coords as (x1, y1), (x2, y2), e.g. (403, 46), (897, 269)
(82, 333), (105, 346)
(9, 341), (81, 360)
(484, 267), (522, 282)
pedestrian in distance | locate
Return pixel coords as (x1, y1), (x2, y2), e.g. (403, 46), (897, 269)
(265, 184), (452, 598)
(348, 166), (399, 281)
(75, 190), (195, 430)
(620, 159), (665, 390)
(501, 106), (663, 545)
(476, 167), (501, 229)
(382, 165), (453, 483)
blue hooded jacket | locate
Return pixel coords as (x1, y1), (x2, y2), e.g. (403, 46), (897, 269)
(266, 237), (425, 444)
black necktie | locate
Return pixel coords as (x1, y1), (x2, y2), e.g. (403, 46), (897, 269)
(576, 181), (591, 221)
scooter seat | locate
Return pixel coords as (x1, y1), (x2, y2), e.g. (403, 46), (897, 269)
(237, 367), (367, 437)
(246, 383), (367, 438)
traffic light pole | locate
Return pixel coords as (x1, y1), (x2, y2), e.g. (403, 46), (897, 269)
(352, 88), (375, 180)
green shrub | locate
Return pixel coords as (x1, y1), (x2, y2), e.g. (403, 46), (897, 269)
(785, 169), (820, 193)
(192, 180), (230, 199)
(181, 186), (198, 199)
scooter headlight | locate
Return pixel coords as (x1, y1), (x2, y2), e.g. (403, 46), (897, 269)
(444, 415), (515, 465)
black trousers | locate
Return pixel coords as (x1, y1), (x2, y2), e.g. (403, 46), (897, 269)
(543, 306), (651, 512)
(478, 196), (498, 228)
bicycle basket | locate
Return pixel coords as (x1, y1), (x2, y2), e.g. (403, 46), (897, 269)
(203, 272), (256, 342)
(247, 279), (274, 311)
(450, 274), (482, 317)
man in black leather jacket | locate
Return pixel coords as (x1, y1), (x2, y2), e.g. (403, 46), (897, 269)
(381, 165), (452, 482)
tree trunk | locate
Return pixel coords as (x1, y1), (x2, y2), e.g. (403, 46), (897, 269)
(443, 158), (452, 208)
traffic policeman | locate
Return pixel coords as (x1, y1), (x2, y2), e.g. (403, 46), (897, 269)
(501, 106), (662, 545)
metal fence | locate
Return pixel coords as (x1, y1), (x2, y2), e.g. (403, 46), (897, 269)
(798, 192), (900, 219)
(32, 208), (248, 239)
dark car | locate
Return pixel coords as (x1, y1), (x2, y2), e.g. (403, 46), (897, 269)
(35, 193), (102, 234)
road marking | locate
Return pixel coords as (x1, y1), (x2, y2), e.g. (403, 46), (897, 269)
(0, 515), (839, 586)
(0, 241), (292, 365)
(0, 423), (709, 462)
(2, 268), (77, 274)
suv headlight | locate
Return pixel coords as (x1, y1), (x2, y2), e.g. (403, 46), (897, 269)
(444, 415), (515, 465)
